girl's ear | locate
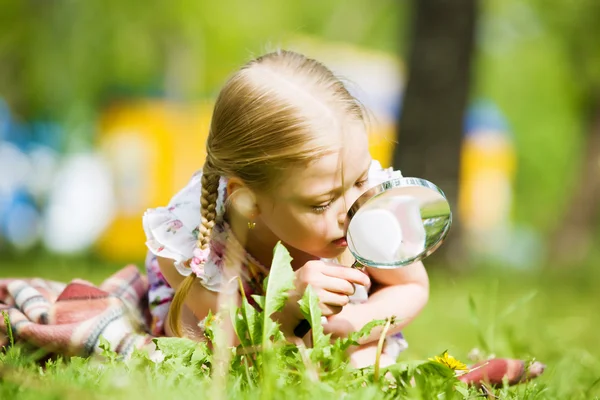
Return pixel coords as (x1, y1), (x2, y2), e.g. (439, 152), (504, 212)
(226, 177), (260, 217)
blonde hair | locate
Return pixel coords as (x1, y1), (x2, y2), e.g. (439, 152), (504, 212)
(169, 49), (365, 337)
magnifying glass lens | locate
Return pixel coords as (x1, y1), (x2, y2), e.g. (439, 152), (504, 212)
(346, 178), (451, 269)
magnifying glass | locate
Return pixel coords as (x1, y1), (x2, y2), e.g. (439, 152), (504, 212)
(293, 177), (452, 338)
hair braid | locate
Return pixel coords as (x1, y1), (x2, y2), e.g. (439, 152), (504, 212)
(168, 163), (220, 337)
(197, 170), (220, 249)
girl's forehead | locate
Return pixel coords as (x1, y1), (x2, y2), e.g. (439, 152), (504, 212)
(278, 130), (371, 200)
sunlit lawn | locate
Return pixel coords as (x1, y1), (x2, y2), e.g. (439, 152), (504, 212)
(1, 252), (599, 399)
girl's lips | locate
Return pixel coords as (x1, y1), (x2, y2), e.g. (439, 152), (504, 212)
(332, 237), (348, 247)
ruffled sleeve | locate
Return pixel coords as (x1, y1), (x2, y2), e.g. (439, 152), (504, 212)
(142, 171), (220, 290)
(142, 171), (202, 269)
(368, 159), (402, 185)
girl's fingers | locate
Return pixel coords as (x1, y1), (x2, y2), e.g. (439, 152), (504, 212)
(316, 275), (356, 296)
(317, 290), (350, 308)
(320, 304), (343, 317)
(322, 265), (370, 287)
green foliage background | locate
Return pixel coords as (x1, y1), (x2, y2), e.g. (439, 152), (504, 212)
(1, 0), (597, 239)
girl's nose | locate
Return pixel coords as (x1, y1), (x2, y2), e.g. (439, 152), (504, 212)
(337, 207), (346, 227)
(338, 188), (361, 227)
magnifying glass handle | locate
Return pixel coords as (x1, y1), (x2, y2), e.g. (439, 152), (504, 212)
(293, 319), (311, 338)
(351, 260), (365, 270)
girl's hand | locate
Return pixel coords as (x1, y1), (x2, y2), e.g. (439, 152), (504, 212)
(274, 260), (370, 337)
(286, 260), (370, 320)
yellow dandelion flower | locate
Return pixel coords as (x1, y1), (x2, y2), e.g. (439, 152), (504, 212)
(429, 351), (469, 371)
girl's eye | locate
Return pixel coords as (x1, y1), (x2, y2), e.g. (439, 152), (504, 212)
(355, 178), (369, 188)
(311, 202), (332, 213)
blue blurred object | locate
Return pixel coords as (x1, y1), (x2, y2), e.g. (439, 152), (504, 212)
(0, 188), (41, 250)
(464, 99), (512, 136)
(7, 122), (33, 151)
(30, 121), (63, 151)
(0, 100), (66, 252)
(26, 144), (60, 201)
(0, 140), (31, 194)
(0, 98), (11, 142)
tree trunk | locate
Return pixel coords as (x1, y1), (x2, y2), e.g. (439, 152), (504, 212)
(548, 101), (600, 264)
(394, 0), (478, 263)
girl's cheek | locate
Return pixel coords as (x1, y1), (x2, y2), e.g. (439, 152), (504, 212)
(305, 215), (328, 236)
(320, 213), (337, 237)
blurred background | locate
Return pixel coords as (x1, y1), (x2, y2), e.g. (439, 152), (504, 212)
(1, 0), (599, 394)
(1, 0), (598, 269)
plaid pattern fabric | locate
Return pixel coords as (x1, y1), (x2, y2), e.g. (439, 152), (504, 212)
(0, 265), (154, 359)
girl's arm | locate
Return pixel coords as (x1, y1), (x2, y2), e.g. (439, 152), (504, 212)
(323, 261), (429, 344)
(156, 256), (221, 327)
(157, 256), (243, 344)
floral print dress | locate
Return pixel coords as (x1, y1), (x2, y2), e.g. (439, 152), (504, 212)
(142, 160), (408, 358)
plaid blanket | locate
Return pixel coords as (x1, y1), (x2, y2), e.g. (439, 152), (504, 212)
(0, 265), (155, 360)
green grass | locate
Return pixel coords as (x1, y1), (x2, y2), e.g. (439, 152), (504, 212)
(1, 252), (599, 399)
(410, 263), (600, 398)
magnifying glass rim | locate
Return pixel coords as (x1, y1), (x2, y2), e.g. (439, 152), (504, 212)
(346, 177), (452, 268)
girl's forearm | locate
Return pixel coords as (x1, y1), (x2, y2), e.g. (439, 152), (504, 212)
(323, 283), (429, 344)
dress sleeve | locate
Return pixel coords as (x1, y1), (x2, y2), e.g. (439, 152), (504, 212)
(368, 159), (403, 186)
(143, 171), (233, 292)
(143, 172), (205, 275)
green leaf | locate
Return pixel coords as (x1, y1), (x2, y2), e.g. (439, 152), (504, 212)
(298, 285), (330, 355)
(98, 335), (111, 353)
(98, 336), (118, 363)
(126, 347), (156, 371)
(497, 291), (538, 321)
(153, 337), (198, 361)
(229, 277), (262, 347)
(352, 319), (387, 341)
(251, 295), (265, 311)
(381, 359), (427, 376)
(454, 383), (470, 397)
(263, 242), (295, 318)
(262, 242), (295, 348)
(467, 294), (478, 326)
(242, 294), (261, 346)
(331, 319), (387, 356)
(230, 306), (245, 342)
(203, 310), (217, 342)
(468, 295), (490, 353)
(418, 360), (457, 379)
(230, 300), (250, 348)
(191, 344), (210, 367)
(1, 311), (14, 347)
(262, 318), (285, 347)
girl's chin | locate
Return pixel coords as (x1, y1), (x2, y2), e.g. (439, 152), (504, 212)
(314, 246), (347, 260)
(282, 241), (346, 261)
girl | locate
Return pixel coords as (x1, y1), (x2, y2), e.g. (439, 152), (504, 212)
(143, 49), (429, 368)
